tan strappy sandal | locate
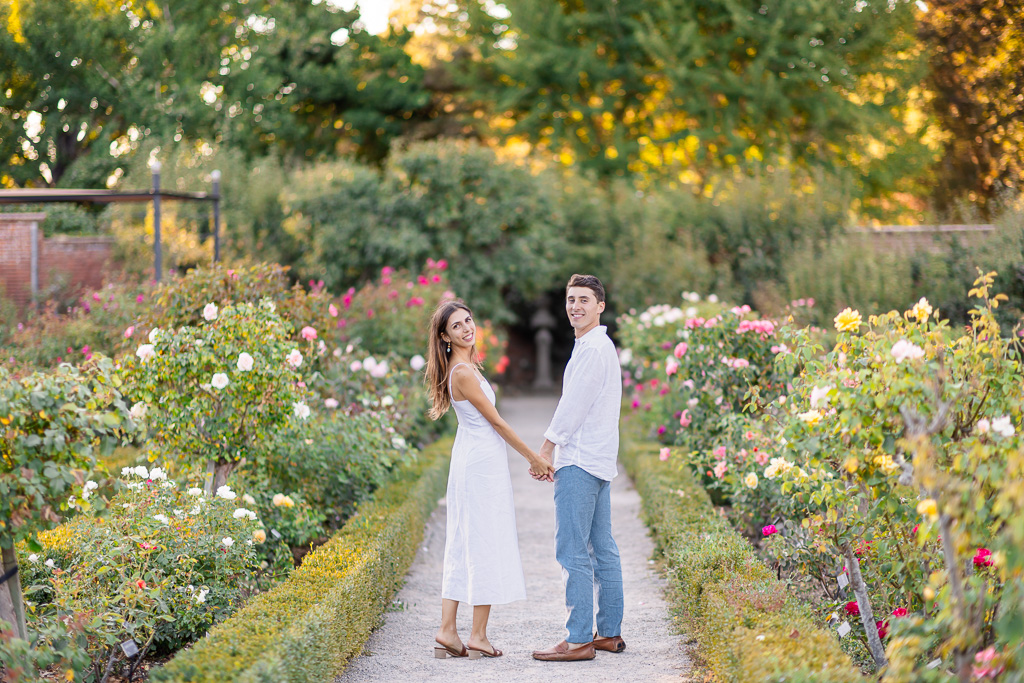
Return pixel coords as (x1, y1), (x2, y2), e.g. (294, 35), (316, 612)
(433, 641), (469, 658)
(467, 644), (503, 659)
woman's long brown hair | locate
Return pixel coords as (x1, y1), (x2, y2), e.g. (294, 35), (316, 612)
(425, 300), (479, 420)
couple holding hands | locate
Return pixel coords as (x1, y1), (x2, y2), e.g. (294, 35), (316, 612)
(425, 273), (624, 662)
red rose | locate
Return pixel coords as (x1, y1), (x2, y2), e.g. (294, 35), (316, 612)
(876, 620), (889, 639)
(844, 601), (860, 616)
(973, 548), (994, 567)
(136, 579), (147, 589)
(891, 607), (908, 617)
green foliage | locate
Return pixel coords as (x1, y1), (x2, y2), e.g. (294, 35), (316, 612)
(449, 0), (920, 186)
(253, 412), (408, 529)
(0, 618), (92, 683)
(152, 437), (452, 682)
(288, 140), (566, 322)
(919, 1), (1024, 211)
(0, 358), (135, 549)
(620, 442), (862, 682)
(0, 0), (431, 189)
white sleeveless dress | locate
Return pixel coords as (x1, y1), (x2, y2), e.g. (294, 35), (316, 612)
(441, 364), (527, 606)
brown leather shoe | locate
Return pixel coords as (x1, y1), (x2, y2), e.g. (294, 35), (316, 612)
(532, 640), (596, 661)
(592, 634), (626, 653)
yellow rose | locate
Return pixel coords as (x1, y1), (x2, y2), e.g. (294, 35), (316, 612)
(744, 472), (759, 489)
(916, 498), (938, 519)
(923, 586), (935, 601)
(798, 409), (822, 426)
(910, 297), (933, 322)
(873, 454), (899, 475)
(844, 457), (859, 473)
(833, 307), (862, 333)
(253, 529), (266, 544)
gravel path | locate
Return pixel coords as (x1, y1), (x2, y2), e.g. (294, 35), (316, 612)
(337, 395), (694, 682)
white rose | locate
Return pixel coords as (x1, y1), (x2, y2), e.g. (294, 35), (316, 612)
(292, 402), (311, 420)
(28, 554), (39, 563)
(370, 361), (389, 378)
(45, 559), (56, 569)
(153, 514), (169, 524)
(211, 373), (229, 390)
(324, 398), (339, 409)
(85, 480), (98, 491)
(221, 537), (234, 547)
(381, 395), (394, 407)
(121, 467), (132, 477)
(129, 402), (148, 420)
(237, 352), (254, 372)
(187, 487), (204, 497)
(410, 354), (426, 371)
(133, 466), (149, 479)
(392, 436), (408, 450)
(809, 385), (833, 410)
(148, 467), (167, 481)
(992, 415), (1015, 438)
(286, 349), (303, 368)
(202, 303), (219, 321)
(148, 328), (162, 344)
(891, 339), (925, 364)
(233, 508), (257, 520)
(242, 493), (256, 506)
(136, 344), (156, 362)
(196, 588), (209, 604)
(216, 485), (236, 500)
(349, 360), (363, 372)
(363, 356), (377, 371)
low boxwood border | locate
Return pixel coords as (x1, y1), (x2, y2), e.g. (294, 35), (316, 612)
(152, 437), (453, 683)
(621, 442), (865, 683)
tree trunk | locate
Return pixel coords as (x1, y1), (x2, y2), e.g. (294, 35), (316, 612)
(842, 542), (888, 669)
(0, 543), (28, 641)
(203, 458), (236, 496)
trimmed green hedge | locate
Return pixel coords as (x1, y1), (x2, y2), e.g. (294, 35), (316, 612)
(621, 442), (865, 683)
(152, 437), (452, 683)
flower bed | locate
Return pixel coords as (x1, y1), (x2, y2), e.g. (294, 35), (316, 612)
(150, 436), (452, 682)
(620, 441), (863, 683)
(619, 277), (1024, 678)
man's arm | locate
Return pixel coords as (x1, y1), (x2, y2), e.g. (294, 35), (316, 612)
(543, 346), (606, 447)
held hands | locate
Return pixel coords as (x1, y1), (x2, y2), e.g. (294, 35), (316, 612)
(528, 447), (555, 483)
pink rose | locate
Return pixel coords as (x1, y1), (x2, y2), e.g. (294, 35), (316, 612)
(431, 275), (442, 283)
(631, 399), (641, 409)
(891, 607), (908, 617)
(713, 446), (727, 459)
(124, 326), (135, 339)
(666, 360), (679, 376)
(436, 259), (448, 270)
(679, 410), (692, 427)
(657, 425), (666, 435)
(329, 304), (339, 317)
(674, 342), (688, 358)
(713, 461), (727, 478)
(973, 548), (994, 567)
(418, 276), (429, 286)
(659, 447), (671, 461)
(300, 326), (318, 341)
(762, 524), (778, 537)
(755, 451), (769, 466)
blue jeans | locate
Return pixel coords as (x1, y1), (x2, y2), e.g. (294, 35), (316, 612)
(553, 465), (624, 643)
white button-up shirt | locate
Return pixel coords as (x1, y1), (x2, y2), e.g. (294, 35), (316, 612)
(543, 325), (622, 481)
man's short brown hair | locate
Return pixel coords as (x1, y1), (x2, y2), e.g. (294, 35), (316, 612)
(566, 274), (606, 303)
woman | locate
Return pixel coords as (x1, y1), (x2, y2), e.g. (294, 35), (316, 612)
(425, 300), (555, 660)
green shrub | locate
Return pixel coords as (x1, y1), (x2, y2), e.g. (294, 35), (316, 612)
(152, 437), (452, 683)
(620, 442), (863, 683)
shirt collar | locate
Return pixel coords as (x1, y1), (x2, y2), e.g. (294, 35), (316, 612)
(575, 325), (607, 347)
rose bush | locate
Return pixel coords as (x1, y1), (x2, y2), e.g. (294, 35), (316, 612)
(623, 276), (1024, 679)
(13, 467), (265, 681)
(122, 299), (310, 493)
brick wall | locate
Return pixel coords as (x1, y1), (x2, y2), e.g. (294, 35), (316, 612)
(0, 213), (114, 313)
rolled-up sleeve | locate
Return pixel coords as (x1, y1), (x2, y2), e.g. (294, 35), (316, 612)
(543, 347), (606, 446)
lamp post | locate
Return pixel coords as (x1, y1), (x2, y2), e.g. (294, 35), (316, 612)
(150, 158), (162, 282)
(211, 169), (221, 263)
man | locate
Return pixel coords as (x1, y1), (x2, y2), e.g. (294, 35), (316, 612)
(532, 273), (625, 662)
